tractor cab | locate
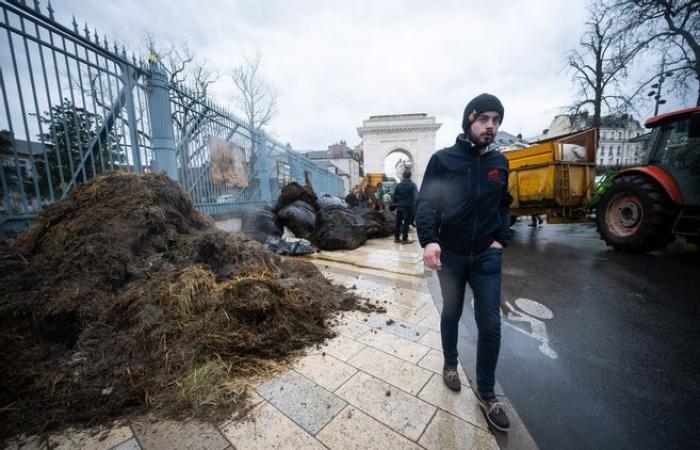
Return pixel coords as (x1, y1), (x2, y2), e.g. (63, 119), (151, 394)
(645, 108), (700, 206)
(596, 107), (700, 252)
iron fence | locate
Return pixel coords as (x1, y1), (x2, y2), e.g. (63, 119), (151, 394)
(0, 0), (343, 237)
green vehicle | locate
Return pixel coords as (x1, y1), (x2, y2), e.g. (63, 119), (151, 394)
(596, 107), (700, 252)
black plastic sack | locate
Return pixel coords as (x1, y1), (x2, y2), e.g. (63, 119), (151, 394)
(360, 209), (394, 239)
(277, 200), (317, 240)
(316, 193), (346, 209)
(275, 182), (317, 212)
(264, 238), (315, 256)
(315, 205), (367, 250)
(240, 206), (283, 243)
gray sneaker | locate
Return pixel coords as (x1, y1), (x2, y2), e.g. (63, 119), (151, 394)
(442, 368), (461, 391)
(475, 391), (510, 431)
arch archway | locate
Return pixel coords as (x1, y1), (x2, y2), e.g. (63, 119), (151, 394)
(384, 148), (413, 181)
(357, 114), (441, 189)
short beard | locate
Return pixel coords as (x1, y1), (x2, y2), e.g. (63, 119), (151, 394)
(467, 129), (492, 149)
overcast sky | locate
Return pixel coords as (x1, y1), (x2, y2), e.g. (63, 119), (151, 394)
(54, 0), (693, 150)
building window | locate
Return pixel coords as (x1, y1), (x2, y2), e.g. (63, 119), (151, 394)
(277, 161), (291, 186)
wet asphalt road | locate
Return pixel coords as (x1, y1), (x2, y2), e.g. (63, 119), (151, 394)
(458, 221), (699, 450)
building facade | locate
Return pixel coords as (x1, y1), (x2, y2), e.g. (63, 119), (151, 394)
(528, 113), (648, 170)
(303, 140), (362, 194)
(596, 116), (646, 169)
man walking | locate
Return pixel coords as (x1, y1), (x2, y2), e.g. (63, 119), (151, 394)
(415, 93), (512, 431)
(392, 170), (417, 243)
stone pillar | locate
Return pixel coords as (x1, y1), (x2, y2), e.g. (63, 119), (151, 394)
(145, 62), (178, 180)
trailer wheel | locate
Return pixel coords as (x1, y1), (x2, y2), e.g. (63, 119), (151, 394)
(596, 174), (676, 253)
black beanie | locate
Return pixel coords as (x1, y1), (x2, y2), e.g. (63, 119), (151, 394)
(462, 93), (504, 132)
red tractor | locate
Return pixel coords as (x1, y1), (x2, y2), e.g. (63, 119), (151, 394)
(597, 107), (700, 252)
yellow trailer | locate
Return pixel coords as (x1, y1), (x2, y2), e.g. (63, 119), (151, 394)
(504, 128), (597, 223)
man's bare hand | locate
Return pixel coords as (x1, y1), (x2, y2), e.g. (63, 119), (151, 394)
(489, 241), (503, 249)
(423, 243), (442, 270)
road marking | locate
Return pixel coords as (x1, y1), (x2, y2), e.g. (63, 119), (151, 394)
(504, 298), (557, 359)
(469, 297), (558, 359)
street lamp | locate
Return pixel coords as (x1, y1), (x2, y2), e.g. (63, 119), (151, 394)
(647, 57), (674, 116)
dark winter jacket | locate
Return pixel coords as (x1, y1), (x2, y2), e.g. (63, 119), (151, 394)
(415, 136), (512, 254)
(345, 192), (358, 208)
(392, 178), (418, 209)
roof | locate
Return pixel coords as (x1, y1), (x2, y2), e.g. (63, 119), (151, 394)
(368, 113), (428, 120)
(645, 106), (700, 128)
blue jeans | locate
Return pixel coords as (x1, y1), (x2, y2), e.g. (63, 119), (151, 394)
(437, 247), (503, 399)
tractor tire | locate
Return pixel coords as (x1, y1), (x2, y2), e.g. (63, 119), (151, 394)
(596, 174), (676, 253)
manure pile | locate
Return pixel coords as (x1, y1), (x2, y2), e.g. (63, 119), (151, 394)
(0, 172), (379, 440)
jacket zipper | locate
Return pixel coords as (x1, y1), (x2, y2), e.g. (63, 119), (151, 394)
(471, 154), (480, 256)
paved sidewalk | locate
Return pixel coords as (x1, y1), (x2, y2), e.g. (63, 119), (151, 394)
(6, 236), (530, 450)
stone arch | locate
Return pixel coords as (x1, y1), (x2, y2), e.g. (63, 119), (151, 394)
(357, 114), (441, 189)
(384, 148), (414, 181)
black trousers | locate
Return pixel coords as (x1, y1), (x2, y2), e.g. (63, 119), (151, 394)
(394, 207), (412, 241)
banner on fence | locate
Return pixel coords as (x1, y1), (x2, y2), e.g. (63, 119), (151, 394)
(210, 137), (248, 187)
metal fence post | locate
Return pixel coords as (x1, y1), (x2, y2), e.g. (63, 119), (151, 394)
(145, 62), (178, 180)
(120, 63), (142, 173)
(256, 132), (272, 203)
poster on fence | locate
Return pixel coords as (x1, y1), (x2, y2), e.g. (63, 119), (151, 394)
(209, 137), (248, 187)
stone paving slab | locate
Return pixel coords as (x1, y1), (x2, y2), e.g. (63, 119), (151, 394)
(316, 406), (422, 450)
(293, 352), (358, 392)
(361, 313), (430, 341)
(334, 317), (372, 339)
(256, 369), (347, 434)
(220, 402), (325, 450)
(335, 371), (436, 441)
(322, 272), (430, 308)
(130, 419), (229, 450)
(417, 310), (441, 330)
(317, 334), (367, 361)
(357, 329), (431, 364)
(418, 373), (488, 431)
(110, 438), (142, 450)
(384, 303), (431, 325)
(49, 425), (134, 450)
(418, 349), (470, 387)
(418, 329), (443, 351)
(347, 346), (432, 395)
(418, 410), (499, 450)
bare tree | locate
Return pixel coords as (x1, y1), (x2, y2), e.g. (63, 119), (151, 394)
(612, 0), (700, 105)
(230, 52), (277, 134)
(145, 34), (219, 135)
(567, 0), (653, 128)
(229, 52), (277, 186)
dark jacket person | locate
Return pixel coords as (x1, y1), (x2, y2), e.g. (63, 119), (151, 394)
(392, 171), (417, 242)
(415, 93), (512, 432)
